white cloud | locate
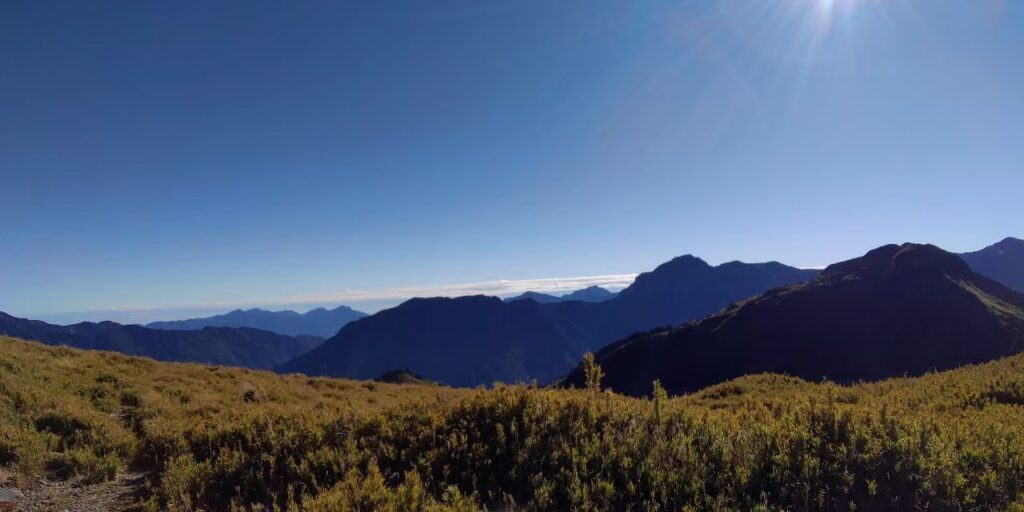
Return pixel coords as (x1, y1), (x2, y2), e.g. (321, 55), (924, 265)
(273, 274), (638, 305)
(30, 274), (639, 325)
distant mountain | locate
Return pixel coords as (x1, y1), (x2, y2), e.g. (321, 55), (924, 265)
(961, 237), (1024, 292)
(0, 311), (322, 369)
(563, 243), (1024, 396)
(505, 286), (617, 304)
(504, 291), (564, 304)
(147, 305), (366, 337)
(608, 257), (818, 331)
(561, 286), (617, 302)
(279, 296), (590, 386)
(279, 256), (817, 386)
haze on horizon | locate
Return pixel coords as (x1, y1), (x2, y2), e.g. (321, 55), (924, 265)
(3, 0), (1022, 323)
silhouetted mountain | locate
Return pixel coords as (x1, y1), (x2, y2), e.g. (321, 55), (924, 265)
(0, 311), (322, 369)
(563, 244), (1024, 396)
(279, 296), (591, 386)
(147, 305), (366, 337)
(505, 286), (617, 304)
(961, 237), (1024, 292)
(561, 286), (617, 302)
(504, 291), (564, 304)
(612, 257), (817, 329)
(279, 256), (817, 385)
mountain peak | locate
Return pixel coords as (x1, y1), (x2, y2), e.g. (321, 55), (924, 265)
(892, 243), (970, 271)
(280, 251), (817, 387)
(660, 254), (711, 270)
(147, 305), (366, 337)
(996, 237), (1024, 249)
(561, 286), (617, 303)
(960, 237), (1024, 293)
(566, 242), (1024, 396)
(505, 291), (563, 304)
(817, 243), (969, 283)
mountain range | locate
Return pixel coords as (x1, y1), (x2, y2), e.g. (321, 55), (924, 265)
(505, 285), (618, 304)
(563, 243), (1024, 396)
(278, 257), (818, 386)
(0, 312), (322, 369)
(5, 237), (1021, 391)
(147, 305), (366, 337)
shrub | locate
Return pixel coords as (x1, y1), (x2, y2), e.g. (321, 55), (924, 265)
(45, 449), (118, 483)
(34, 411), (93, 450)
(0, 429), (18, 466)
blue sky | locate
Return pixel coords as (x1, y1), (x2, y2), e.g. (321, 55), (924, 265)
(2, 0), (1022, 323)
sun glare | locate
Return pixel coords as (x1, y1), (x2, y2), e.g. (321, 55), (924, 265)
(814, 0), (868, 28)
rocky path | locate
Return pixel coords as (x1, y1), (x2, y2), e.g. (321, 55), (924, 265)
(0, 469), (145, 512)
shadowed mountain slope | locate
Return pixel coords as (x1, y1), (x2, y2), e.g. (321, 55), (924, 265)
(563, 243), (1024, 396)
(279, 256), (817, 385)
(961, 237), (1024, 292)
(279, 296), (591, 387)
(0, 311), (322, 369)
(147, 305), (366, 337)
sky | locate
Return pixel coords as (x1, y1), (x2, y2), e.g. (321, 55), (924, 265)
(2, 0), (1022, 323)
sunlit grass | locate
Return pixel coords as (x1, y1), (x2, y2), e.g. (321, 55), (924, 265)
(3, 335), (1024, 510)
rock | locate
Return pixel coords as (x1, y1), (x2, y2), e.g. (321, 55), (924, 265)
(0, 488), (24, 502)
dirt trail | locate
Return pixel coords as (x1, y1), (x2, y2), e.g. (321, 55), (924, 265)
(1, 469), (145, 512)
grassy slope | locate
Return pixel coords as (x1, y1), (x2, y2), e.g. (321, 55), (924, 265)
(3, 334), (1024, 511)
(0, 336), (469, 482)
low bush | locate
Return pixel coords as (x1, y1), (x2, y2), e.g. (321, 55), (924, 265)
(3, 335), (1024, 511)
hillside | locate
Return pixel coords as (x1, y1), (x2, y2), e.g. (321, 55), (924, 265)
(3, 334), (1024, 510)
(0, 312), (322, 369)
(564, 243), (1024, 396)
(279, 256), (816, 385)
(147, 305), (366, 337)
(962, 236), (1024, 292)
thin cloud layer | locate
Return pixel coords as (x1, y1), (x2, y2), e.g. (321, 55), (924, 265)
(31, 274), (639, 325)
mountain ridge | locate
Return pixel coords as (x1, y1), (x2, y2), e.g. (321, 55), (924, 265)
(562, 243), (1024, 396)
(278, 256), (818, 385)
(0, 311), (322, 369)
(505, 285), (617, 304)
(961, 236), (1024, 293)
(147, 304), (366, 337)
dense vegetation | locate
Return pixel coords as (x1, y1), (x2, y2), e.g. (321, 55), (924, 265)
(3, 335), (1024, 511)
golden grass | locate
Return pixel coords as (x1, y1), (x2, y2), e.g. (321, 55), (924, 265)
(4, 334), (1024, 511)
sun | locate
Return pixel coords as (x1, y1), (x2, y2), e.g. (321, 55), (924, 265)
(812, 0), (865, 33)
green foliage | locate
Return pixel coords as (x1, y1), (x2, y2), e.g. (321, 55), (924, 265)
(3, 335), (1024, 511)
(45, 448), (119, 483)
(652, 379), (667, 422)
(583, 352), (603, 395)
